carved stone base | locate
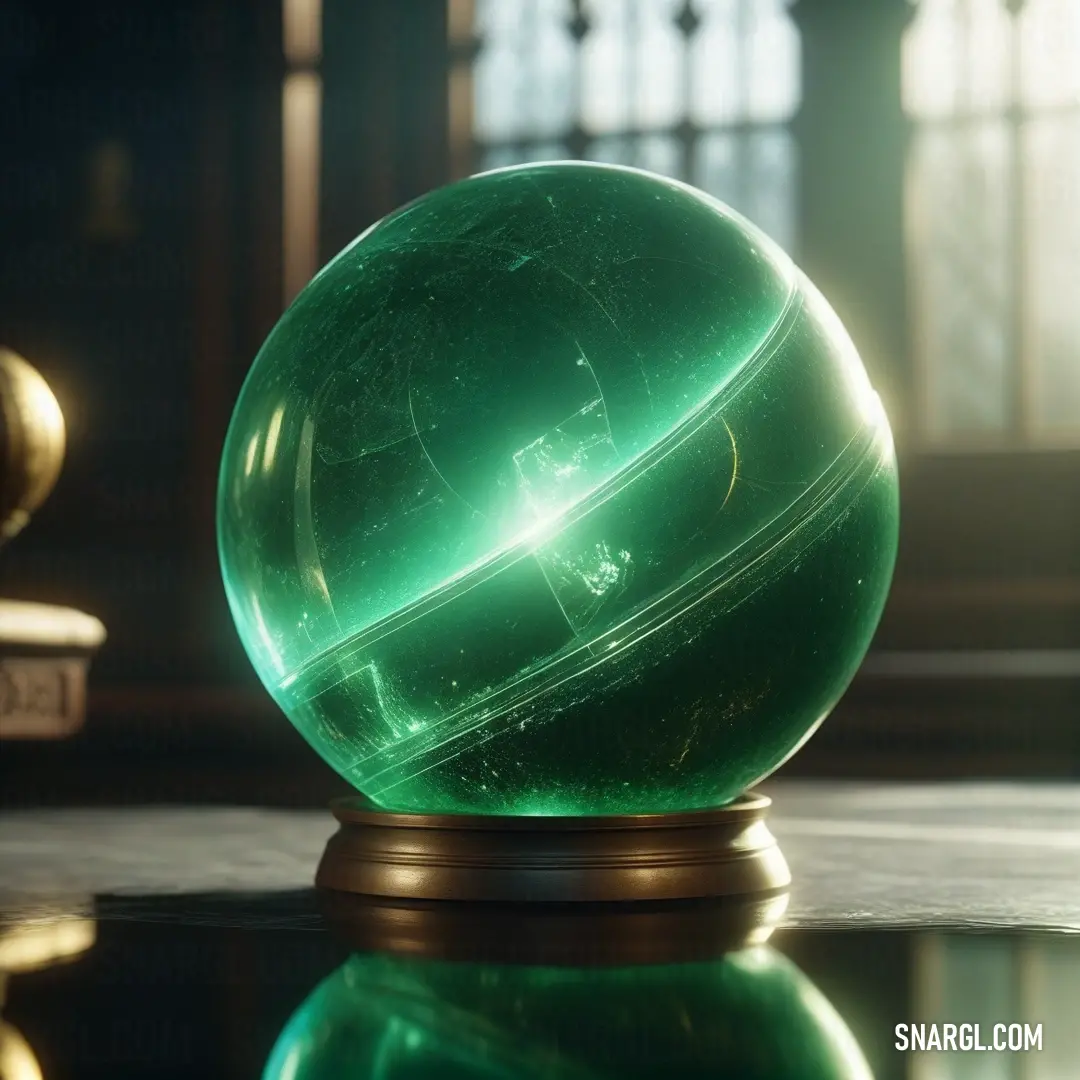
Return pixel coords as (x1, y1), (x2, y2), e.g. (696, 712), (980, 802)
(0, 600), (106, 740)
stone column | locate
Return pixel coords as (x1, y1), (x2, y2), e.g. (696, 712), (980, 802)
(791, 0), (914, 443)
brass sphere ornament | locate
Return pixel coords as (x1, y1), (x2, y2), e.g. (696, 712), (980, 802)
(0, 347), (66, 545)
(0, 348), (105, 741)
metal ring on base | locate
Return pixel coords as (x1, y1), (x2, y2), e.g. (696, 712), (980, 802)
(316, 791), (790, 904)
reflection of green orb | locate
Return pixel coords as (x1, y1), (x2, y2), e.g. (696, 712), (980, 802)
(263, 948), (872, 1080)
(218, 161), (898, 815)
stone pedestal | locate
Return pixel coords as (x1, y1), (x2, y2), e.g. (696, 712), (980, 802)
(0, 348), (106, 741)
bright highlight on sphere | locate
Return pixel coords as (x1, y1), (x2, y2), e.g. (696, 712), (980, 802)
(218, 161), (899, 816)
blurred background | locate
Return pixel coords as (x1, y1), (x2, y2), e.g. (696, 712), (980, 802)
(0, 0), (1078, 806)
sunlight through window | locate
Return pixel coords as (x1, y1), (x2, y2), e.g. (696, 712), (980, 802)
(905, 0), (1080, 447)
(448, 0), (801, 252)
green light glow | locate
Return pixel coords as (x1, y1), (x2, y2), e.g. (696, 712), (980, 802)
(263, 947), (874, 1080)
(218, 161), (898, 815)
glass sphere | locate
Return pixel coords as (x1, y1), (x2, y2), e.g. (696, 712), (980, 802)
(263, 948), (873, 1080)
(218, 161), (898, 815)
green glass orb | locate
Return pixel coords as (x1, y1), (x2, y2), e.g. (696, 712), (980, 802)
(263, 948), (873, 1080)
(218, 161), (898, 815)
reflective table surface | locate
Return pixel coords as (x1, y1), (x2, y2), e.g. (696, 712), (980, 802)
(1, 782), (1078, 1079)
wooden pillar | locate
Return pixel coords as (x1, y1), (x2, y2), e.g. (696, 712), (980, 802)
(191, 0), (233, 623)
(245, 0), (286, 354)
(320, 0), (450, 262)
(791, 0), (914, 445)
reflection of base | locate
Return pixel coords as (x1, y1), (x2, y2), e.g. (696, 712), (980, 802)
(321, 890), (790, 966)
(0, 1019), (43, 1080)
(0, 913), (97, 974)
(0, 907), (96, 1080)
(317, 790), (790, 904)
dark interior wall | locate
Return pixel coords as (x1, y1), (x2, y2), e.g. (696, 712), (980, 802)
(0, 0), (452, 692)
(0, 0), (273, 687)
(1, 0), (208, 682)
(0, 0), (455, 805)
(320, 0), (449, 260)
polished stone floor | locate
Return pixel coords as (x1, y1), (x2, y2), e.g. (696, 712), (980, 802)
(1, 782), (1077, 1079)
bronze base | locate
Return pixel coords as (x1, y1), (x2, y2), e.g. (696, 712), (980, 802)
(316, 791), (790, 904)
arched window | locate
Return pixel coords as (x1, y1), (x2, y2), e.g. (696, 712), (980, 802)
(904, 0), (1080, 447)
(448, 0), (801, 253)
